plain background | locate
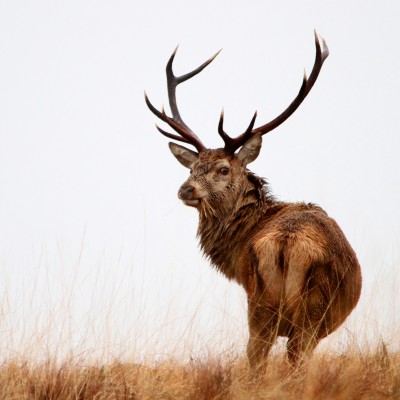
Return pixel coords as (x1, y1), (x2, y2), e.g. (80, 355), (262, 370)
(0, 1), (399, 361)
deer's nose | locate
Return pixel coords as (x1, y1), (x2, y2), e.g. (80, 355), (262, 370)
(178, 185), (194, 200)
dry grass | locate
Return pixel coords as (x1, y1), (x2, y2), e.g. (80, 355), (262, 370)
(1, 345), (400, 399)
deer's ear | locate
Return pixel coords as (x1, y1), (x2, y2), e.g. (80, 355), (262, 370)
(237, 133), (262, 166)
(169, 142), (199, 169)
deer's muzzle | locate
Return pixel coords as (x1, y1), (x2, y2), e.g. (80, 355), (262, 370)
(178, 184), (194, 200)
(178, 184), (201, 207)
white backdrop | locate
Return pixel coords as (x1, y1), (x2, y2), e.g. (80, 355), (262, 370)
(0, 1), (399, 361)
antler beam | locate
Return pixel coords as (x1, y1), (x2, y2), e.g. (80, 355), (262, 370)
(218, 31), (329, 153)
(145, 47), (221, 152)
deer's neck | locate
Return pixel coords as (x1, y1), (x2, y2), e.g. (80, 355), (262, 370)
(196, 173), (278, 281)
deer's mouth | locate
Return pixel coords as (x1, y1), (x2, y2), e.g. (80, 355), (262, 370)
(182, 198), (201, 207)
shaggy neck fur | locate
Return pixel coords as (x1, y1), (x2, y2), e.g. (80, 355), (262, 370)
(197, 170), (280, 280)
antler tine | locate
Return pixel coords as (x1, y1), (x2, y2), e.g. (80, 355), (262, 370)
(145, 92), (205, 150)
(144, 91), (165, 122)
(222, 31), (329, 153)
(218, 109), (230, 142)
(145, 47), (221, 152)
(219, 110), (258, 153)
(155, 125), (190, 144)
(251, 31), (329, 136)
(167, 47), (221, 133)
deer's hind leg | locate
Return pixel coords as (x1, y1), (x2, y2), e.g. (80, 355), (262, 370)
(286, 326), (320, 365)
(246, 298), (279, 375)
(286, 263), (332, 365)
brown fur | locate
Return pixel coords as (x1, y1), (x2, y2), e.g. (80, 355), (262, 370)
(171, 145), (362, 372)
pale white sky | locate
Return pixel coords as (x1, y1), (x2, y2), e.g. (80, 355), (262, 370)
(0, 1), (399, 361)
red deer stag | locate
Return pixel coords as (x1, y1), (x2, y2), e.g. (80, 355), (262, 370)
(145, 32), (362, 371)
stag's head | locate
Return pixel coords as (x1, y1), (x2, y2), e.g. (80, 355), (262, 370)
(168, 136), (262, 217)
(145, 32), (329, 216)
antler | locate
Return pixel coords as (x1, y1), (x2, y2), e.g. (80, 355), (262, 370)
(218, 31), (329, 153)
(145, 46), (221, 152)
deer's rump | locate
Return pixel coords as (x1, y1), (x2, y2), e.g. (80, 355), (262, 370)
(251, 204), (362, 337)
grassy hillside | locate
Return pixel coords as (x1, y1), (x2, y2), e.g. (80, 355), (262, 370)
(1, 345), (399, 399)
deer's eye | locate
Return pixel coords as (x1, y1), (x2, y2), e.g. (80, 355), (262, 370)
(219, 167), (229, 176)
